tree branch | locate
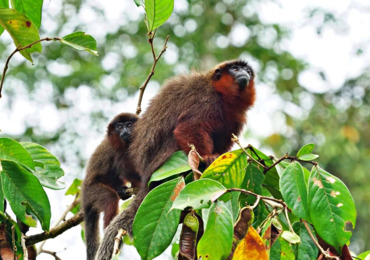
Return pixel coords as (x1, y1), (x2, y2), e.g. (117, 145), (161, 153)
(37, 197), (80, 253)
(135, 34), (169, 115)
(25, 211), (83, 247)
(0, 37), (61, 98)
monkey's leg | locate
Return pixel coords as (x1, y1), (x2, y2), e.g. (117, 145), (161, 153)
(84, 183), (118, 260)
(95, 187), (149, 260)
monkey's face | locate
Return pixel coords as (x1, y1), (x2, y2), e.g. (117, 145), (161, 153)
(212, 60), (254, 91)
(115, 121), (135, 142)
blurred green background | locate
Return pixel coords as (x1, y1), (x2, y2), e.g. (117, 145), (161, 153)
(0, 0), (368, 256)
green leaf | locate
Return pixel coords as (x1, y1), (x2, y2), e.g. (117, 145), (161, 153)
(298, 154), (319, 161)
(60, 31), (98, 56)
(11, 0), (43, 28)
(0, 8), (41, 62)
(281, 230), (301, 244)
(133, 177), (184, 259)
(308, 166), (356, 253)
(197, 201), (233, 260)
(1, 160), (51, 230)
(0, 138), (34, 170)
(65, 178), (82, 195)
(280, 161), (309, 219)
(293, 222), (318, 260)
(247, 147), (282, 199)
(0, 0), (8, 36)
(150, 151), (190, 184)
(297, 143), (315, 157)
(357, 251), (370, 260)
(201, 149), (248, 189)
(271, 237), (295, 260)
(145, 0), (174, 31)
(172, 179), (227, 210)
(240, 163), (265, 205)
(21, 142), (65, 189)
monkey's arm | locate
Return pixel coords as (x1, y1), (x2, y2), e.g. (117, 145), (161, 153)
(173, 122), (218, 159)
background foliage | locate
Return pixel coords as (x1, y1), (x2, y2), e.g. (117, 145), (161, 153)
(0, 0), (369, 256)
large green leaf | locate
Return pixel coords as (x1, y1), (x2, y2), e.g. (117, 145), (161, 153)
(145, 0), (174, 31)
(280, 161), (309, 219)
(150, 151), (190, 184)
(201, 149), (248, 189)
(60, 31), (98, 56)
(133, 177), (184, 259)
(11, 0), (43, 28)
(21, 142), (65, 189)
(197, 201), (233, 260)
(1, 160), (51, 230)
(0, 137), (34, 170)
(308, 166), (356, 253)
(172, 179), (226, 210)
(293, 222), (318, 260)
(0, 8), (41, 61)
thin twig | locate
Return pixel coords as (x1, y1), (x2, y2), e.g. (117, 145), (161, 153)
(39, 249), (62, 260)
(251, 195), (261, 210)
(231, 134), (267, 169)
(112, 229), (126, 258)
(21, 234), (28, 260)
(37, 198), (80, 253)
(226, 188), (288, 209)
(136, 34), (170, 115)
(25, 210), (84, 247)
(302, 220), (339, 260)
(264, 153), (289, 173)
(0, 37), (61, 98)
(11, 225), (16, 260)
(264, 154), (318, 173)
(284, 207), (294, 233)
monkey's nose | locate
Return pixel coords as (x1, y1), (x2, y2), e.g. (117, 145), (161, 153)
(236, 74), (250, 90)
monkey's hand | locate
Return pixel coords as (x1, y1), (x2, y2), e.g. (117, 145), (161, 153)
(117, 186), (133, 200)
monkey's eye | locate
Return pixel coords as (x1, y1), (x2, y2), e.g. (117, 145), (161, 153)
(116, 124), (124, 130)
(127, 123), (133, 128)
(230, 66), (239, 71)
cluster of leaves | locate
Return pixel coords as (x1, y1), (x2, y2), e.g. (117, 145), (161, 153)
(0, 137), (64, 257)
(129, 144), (361, 259)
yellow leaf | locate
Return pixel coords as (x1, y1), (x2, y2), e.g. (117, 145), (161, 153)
(232, 226), (269, 260)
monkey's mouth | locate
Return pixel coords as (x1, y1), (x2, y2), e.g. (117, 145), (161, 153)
(236, 75), (250, 90)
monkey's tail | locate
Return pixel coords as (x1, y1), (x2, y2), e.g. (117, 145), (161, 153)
(84, 207), (100, 260)
(95, 188), (148, 260)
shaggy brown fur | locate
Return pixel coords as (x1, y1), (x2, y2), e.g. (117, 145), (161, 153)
(96, 60), (256, 260)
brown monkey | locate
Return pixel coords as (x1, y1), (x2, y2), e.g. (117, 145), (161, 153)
(96, 60), (256, 260)
(82, 112), (140, 260)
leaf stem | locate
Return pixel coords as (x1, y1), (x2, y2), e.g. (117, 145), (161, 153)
(135, 33), (169, 115)
(0, 37), (61, 99)
(302, 220), (340, 260)
(231, 134), (267, 169)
